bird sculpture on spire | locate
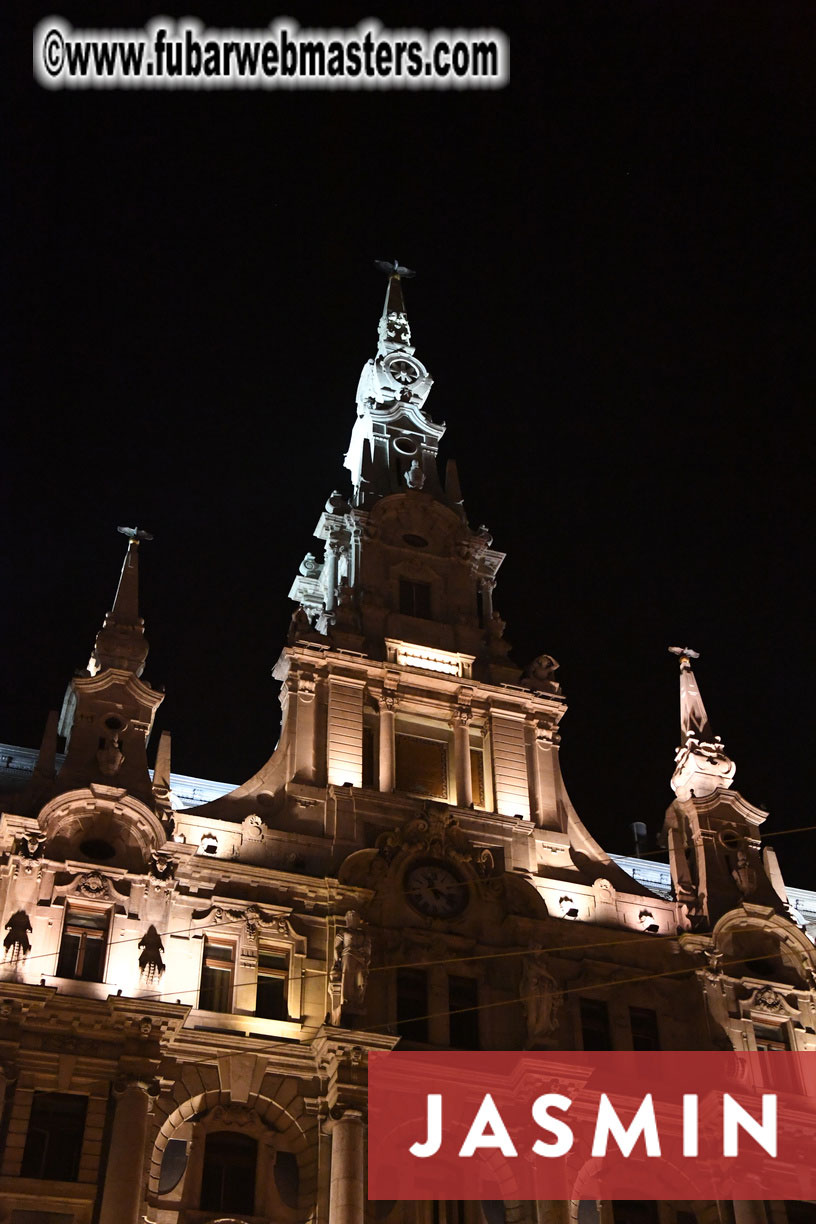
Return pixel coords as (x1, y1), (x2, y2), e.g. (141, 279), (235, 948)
(117, 526), (154, 542)
(374, 259), (416, 278)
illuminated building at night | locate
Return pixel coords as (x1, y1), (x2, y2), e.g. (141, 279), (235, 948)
(1, 273), (814, 1224)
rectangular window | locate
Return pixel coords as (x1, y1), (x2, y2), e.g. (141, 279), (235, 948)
(362, 725), (375, 788)
(255, 949), (290, 1020)
(755, 1023), (800, 1093)
(754, 1022), (790, 1051)
(396, 968), (429, 1044)
(470, 747), (486, 808)
(399, 578), (432, 619)
(580, 998), (612, 1050)
(395, 733), (448, 800)
(448, 975), (480, 1049)
(629, 1006), (661, 1051)
(56, 905), (108, 982)
(199, 939), (234, 1012)
(20, 1092), (88, 1181)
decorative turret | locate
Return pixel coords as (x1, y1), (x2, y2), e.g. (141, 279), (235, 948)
(289, 266), (510, 669)
(52, 530), (165, 814)
(89, 526), (152, 677)
(669, 646), (735, 800)
(663, 648), (786, 929)
(343, 261), (445, 508)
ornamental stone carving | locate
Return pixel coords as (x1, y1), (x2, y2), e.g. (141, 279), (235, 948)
(520, 950), (562, 1045)
(77, 870), (113, 898)
(15, 831), (46, 859)
(148, 850), (176, 880)
(751, 986), (784, 1012)
(329, 911), (372, 1025)
(376, 806), (494, 876)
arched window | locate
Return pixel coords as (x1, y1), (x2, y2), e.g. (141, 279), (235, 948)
(200, 1131), (257, 1214)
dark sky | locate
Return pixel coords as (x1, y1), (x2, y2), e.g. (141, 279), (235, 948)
(3, 3), (814, 880)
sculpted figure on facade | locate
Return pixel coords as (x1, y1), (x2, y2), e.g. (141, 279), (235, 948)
(520, 949), (562, 1045)
(3, 910), (32, 963)
(731, 847), (758, 897)
(138, 924), (165, 981)
(329, 910), (372, 1024)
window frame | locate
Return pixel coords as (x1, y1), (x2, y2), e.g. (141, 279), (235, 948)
(255, 942), (292, 1022)
(398, 577), (432, 619)
(579, 997), (613, 1051)
(20, 1091), (88, 1182)
(198, 937), (236, 1014)
(56, 902), (110, 983)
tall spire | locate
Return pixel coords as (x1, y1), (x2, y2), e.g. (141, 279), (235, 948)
(89, 528), (152, 677)
(375, 258), (414, 354)
(342, 262), (441, 507)
(668, 647), (735, 799)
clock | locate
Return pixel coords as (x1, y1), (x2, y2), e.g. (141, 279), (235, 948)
(405, 861), (467, 918)
(387, 356), (420, 385)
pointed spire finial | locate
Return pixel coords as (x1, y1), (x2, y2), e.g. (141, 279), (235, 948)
(668, 646), (711, 742)
(374, 259), (415, 353)
(88, 528), (153, 676)
(668, 646), (735, 799)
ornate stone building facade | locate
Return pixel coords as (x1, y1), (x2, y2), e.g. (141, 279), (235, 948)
(1, 271), (814, 1224)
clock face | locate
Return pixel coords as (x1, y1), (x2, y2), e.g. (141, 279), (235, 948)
(405, 861), (467, 918)
(387, 357), (420, 385)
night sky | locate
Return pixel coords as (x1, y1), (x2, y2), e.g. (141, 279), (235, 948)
(4, 3), (814, 879)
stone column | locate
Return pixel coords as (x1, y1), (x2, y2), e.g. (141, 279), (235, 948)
(378, 694), (395, 792)
(452, 706), (473, 808)
(348, 519), (363, 590)
(99, 1077), (154, 1224)
(325, 538), (343, 613)
(479, 576), (495, 622)
(328, 1107), (365, 1224)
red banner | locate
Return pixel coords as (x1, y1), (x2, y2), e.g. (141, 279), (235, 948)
(368, 1051), (816, 1201)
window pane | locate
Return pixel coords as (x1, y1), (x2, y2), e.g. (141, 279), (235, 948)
(67, 910), (107, 932)
(449, 976), (480, 1049)
(395, 734), (448, 800)
(396, 969), (429, 1043)
(56, 933), (80, 979)
(399, 579), (431, 618)
(80, 934), (105, 983)
(256, 973), (288, 1020)
(20, 1093), (87, 1181)
(580, 998), (612, 1050)
(200, 1132), (256, 1213)
(205, 942), (233, 962)
(58, 907), (108, 983)
(629, 1006), (660, 1051)
(362, 725), (375, 787)
(274, 1149), (300, 1208)
(200, 965), (231, 1012)
(470, 748), (485, 808)
(157, 1138), (188, 1195)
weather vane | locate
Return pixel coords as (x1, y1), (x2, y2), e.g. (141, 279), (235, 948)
(668, 645), (699, 659)
(374, 259), (416, 279)
(117, 526), (154, 541)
